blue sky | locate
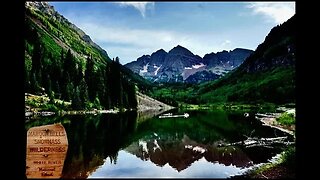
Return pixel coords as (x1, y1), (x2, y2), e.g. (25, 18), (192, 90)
(49, 2), (295, 65)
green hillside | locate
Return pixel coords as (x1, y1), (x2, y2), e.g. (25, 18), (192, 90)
(24, 2), (151, 111)
(149, 15), (296, 105)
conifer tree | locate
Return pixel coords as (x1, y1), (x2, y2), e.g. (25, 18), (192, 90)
(71, 86), (82, 110)
(85, 56), (96, 102)
(79, 79), (89, 108)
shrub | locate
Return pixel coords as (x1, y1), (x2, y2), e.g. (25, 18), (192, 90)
(277, 112), (295, 126)
(281, 146), (295, 170)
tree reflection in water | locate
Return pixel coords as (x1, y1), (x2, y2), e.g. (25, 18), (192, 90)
(25, 109), (291, 178)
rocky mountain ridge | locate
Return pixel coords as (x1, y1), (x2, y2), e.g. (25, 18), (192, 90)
(125, 45), (253, 83)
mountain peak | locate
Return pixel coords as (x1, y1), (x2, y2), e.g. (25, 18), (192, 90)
(26, 2), (71, 26)
(232, 48), (253, 52)
(153, 49), (167, 54)
(175, 45), (185, 49)
(26, 2), (55, 16)
(172, 45), (187, 50)
(169, 45), (194, 56)
(150, 49), (167, 61)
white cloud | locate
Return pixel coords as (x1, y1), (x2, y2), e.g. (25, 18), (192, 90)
(115, 2), (155, 18)
(78, 22), (183, 49)
(247, 2), (295, 24)
(76, 22), (245, 64)
(77, 21), (188, 63)
(221, 40), (231, 47)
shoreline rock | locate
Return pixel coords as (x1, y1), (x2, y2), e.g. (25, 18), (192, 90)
(255, 107), (295, 136)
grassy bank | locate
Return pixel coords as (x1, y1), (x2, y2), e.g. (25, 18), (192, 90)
(178, 102), (278, 112)
(25, 93), (71, 112)
(240, 145), (295, 179)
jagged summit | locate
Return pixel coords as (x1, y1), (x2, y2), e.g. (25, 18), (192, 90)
(168, 45), (195, 56)
(125, 45), (253, 83)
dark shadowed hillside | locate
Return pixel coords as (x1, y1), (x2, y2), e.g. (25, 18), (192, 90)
(149, 15), (296, 105)
(195, 14), (296, 104)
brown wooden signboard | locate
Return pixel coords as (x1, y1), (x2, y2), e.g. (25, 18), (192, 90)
(26, 123), (68, 178)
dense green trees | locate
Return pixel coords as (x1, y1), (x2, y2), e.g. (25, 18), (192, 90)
(148, 15), (296, 106)
(25, 34), (137, 110)
(25, 6), (139, 111)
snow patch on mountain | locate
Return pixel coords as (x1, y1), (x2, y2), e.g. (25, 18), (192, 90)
(184, 63), (206, 70)
(185, 145), (206, 153)
(192, 63), (205, 69)
(154, 65), (162, 76)
(139, 63), (149, 75)
(138, 140), (148, 153)
(153, 139), (162, 152)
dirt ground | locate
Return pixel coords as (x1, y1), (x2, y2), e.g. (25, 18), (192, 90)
(250, 164), (295, 179)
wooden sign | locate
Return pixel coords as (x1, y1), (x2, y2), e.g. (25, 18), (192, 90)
(26, 123), (68, 178)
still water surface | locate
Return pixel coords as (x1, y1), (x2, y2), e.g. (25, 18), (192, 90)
(25, 108), (292, 178)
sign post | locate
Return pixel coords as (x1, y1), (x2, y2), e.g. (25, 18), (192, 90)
(26, 123), (68, 178)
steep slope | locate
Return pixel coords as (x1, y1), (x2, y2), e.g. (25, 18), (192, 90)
(203, 48), (254, 73)
(185, 70), (221, 83)
(196, 15), (296, 104)
(24, 2), (155, 111)
(149, 15), (295, 105)
(136, 92), (173, 111)
(125, 46), (252, 83)
(25, 2), (110, 64)
(125, 45), (204, 83)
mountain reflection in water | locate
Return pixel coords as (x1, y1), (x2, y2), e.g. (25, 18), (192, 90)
(25, 109), (292, 178)
(88, 150), (248, 178)
(124, 134), (253, 172)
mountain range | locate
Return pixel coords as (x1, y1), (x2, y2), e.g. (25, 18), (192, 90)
(125, 46), (253, 83)
(22, 2), (296, 179)
(24, 1), (295, 107)
(148, 14), (296, 105)
(125, 135), (253, 172)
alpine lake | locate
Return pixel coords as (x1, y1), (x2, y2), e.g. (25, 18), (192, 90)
(25, 107), (294, 178)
